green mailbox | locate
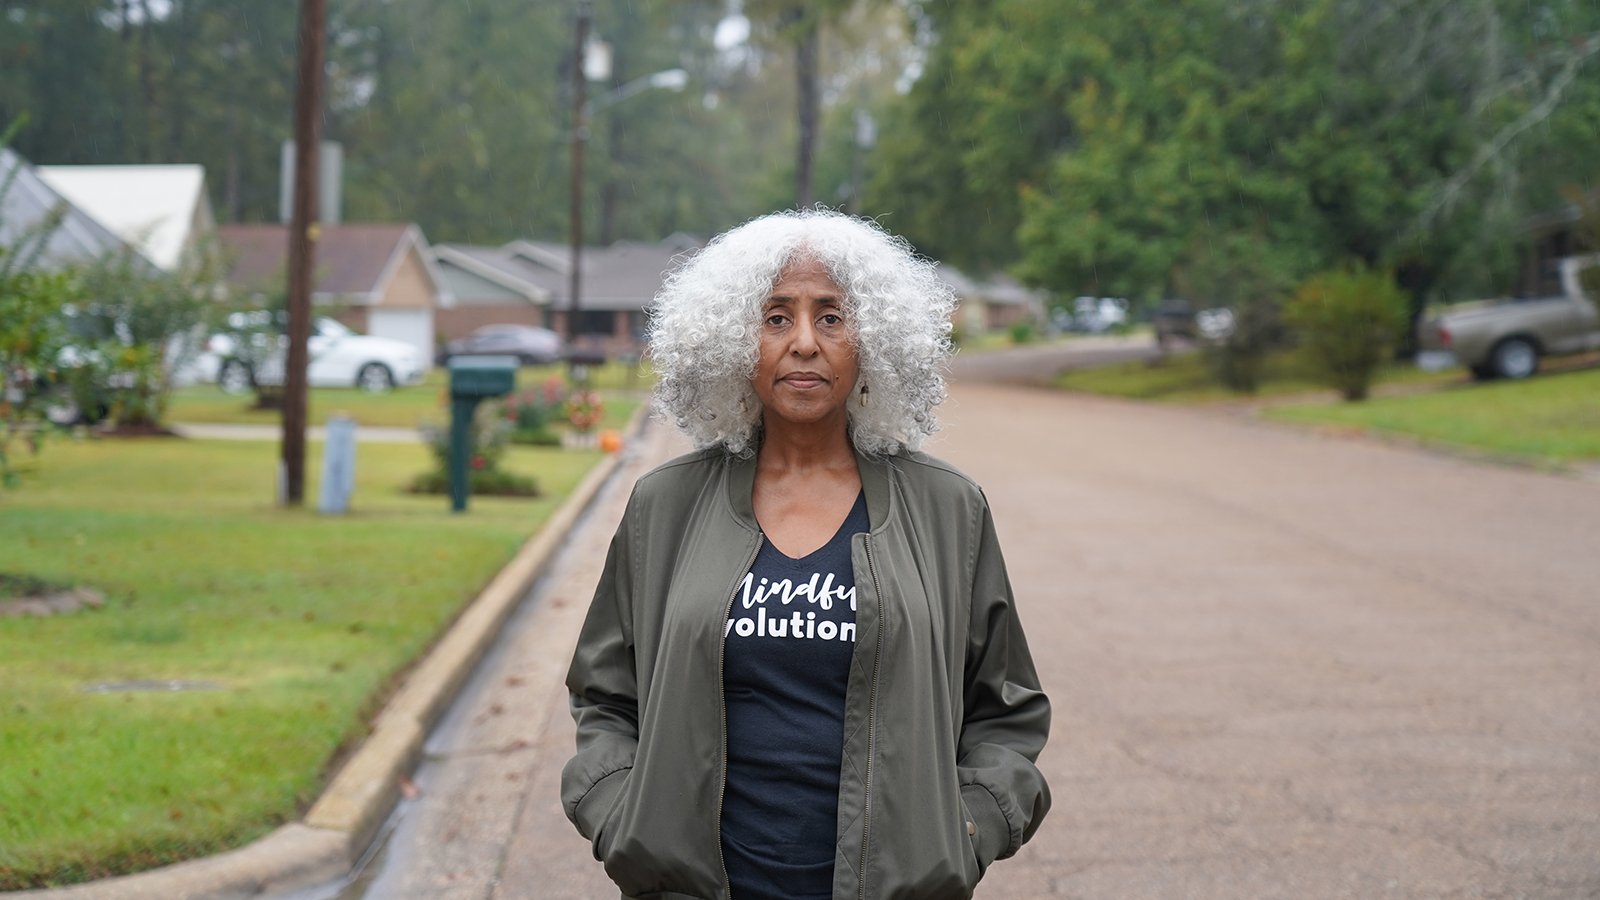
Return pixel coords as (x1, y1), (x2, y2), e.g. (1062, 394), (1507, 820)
(447, 355), (518, 512)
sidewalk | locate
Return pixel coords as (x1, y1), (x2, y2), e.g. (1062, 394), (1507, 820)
(169, 422), (423, 443)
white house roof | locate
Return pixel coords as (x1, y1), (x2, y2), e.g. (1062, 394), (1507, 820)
(36, 164), (207, 270)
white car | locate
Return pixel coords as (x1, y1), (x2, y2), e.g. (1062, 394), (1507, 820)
(1070, 296), (1130, 333)
(207, 317), (426, 394)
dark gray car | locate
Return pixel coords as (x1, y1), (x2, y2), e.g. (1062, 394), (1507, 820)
(438, 324), (563, 366)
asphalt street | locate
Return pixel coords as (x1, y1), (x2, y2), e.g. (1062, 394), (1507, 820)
(331, 343), (1600, 899)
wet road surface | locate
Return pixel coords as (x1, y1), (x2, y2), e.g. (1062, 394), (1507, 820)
(329, 352), (1600, 899)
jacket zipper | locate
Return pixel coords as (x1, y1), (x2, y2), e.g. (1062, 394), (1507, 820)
(857, 535), (885, 900)
(716, 535), (762, 899)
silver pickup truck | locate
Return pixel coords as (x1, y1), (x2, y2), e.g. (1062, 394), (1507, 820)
(1417, 255), (1600, 379)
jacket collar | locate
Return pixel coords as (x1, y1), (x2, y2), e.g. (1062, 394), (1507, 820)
(725, 442), (893, 534)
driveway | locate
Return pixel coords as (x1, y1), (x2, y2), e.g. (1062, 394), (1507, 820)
(327, 371), (1600, 899)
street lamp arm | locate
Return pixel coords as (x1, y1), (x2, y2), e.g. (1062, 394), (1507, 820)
(569, 42), (688, 346)
(587, 68), (689, 115)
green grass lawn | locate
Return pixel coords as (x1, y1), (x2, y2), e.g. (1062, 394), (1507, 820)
(1055, 347), (1458, 403)
(1265, 367), (1600, 465)
(168, 361), (654, 429)
(0, 436), (609, 888)
(1056, 344), (1598, 466)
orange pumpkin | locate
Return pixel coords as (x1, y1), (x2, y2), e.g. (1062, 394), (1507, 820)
(598, 430), (623, 454)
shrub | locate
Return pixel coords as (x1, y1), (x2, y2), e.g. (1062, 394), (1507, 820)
(410, 404), (539, 496)
(406, 467), (540, 497)
(500, 377), (566, 446)
(1177, 239), (1295, 395)
(1284, 266), (1410, 401)
(1009, 321), (1035, 344)
(1205, 295), (1287, 394)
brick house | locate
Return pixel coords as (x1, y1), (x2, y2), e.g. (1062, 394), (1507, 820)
(217, 223), (451, 365)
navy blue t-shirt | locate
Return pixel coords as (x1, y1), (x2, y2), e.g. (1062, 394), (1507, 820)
(721, 491), (867, 900)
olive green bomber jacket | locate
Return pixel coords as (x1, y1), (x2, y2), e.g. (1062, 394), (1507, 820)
(561, 446), (1051, 900)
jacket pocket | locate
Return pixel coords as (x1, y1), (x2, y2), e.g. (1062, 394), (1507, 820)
(960, 783), (1009, 878)
(956, 795), (980, 892)
(576, 767), (631, 861)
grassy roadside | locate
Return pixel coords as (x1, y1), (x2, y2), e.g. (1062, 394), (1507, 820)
(1054, 347), (1458, 403)
(1265, 367), (1600, 466)
(1055, 347), (1599, 467)
(0, 435), (611, 888)
(954, 327), (1149, 354)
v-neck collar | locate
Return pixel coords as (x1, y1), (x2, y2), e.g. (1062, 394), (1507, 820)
(725, 441), (894, 537)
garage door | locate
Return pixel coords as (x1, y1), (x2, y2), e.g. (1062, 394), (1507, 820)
(367, 309), (434, 369)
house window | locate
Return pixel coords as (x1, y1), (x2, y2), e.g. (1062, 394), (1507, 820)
(575, 310), (615, 336)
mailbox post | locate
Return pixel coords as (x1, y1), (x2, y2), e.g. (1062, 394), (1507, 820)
(447, 355), (517, 513)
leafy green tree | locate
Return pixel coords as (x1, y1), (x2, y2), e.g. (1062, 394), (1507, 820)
(0, 1), (299, 223)
(736, 0), (875, 208)
(587, 0), (765, 242)
(869, 0), (1600, 320)
(0, 266), (76, 488)
(865, 0), (1067, 273)
(2, 0), (787, 242)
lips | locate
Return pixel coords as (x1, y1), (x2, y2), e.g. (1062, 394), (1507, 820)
(779, 371), (828, 389)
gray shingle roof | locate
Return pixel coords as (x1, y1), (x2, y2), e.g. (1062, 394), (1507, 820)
(0, 147), (136, 271)
(218, 223), (413, 299)
(434, 244), (554, 303)
(478, 237), (704, 312)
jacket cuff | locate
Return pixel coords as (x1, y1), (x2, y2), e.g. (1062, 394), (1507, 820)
(962, 784), (1010, 872)
(574, 767), (630, 840)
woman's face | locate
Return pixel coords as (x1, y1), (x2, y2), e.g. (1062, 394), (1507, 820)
(752, 256), (860, 434)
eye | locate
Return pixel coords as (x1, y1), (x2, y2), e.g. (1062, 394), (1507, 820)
(819, 313), (844, 326)
(765, 312), (789, 327)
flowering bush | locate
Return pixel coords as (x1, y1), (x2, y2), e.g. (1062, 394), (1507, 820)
(499, 376), (566, 446)
(564, 389), (604, 433)
(409, 403), (538, 497)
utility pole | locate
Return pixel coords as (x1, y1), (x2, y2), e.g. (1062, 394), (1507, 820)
(568, 0), (592, 344)
(793, 10), (819, 209)
(282, 0), (325, 506)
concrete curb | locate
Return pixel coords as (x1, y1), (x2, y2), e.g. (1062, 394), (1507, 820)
(8, 411), (646, 899)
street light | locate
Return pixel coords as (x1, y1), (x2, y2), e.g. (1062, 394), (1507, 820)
(593, 68), (689, 113)
(567, 8), (688, 348)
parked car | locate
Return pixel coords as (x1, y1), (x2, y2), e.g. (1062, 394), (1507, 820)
(1152, 299), (1198, 345)
(38, 307), (207, 427)
(437, 324), (563, 366)
(1196, 307), (1236, 341)
(1068, 296), (1130, 333)
(1416, 255), (1600, 380)
(208, 315), (426, 394)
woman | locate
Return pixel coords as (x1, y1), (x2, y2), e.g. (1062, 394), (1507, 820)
(562, 209), (1050, 900)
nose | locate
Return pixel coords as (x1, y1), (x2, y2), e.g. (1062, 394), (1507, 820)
(790, 318), (820, 357)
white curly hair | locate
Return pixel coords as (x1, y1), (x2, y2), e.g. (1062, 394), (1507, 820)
(648, 209), (956, 456)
